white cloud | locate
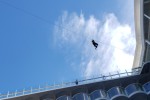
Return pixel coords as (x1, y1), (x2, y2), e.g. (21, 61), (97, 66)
(53, 1), (135, 78)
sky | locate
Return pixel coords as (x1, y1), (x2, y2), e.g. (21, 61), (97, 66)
(0, 0), (135, 93)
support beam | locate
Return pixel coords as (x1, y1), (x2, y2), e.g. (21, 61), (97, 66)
(144, 1), (150, 4)
(144, 14), (150, 20)
(145, 40), (150, 45)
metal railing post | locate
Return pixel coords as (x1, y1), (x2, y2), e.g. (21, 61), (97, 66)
(54, 82), (55, 89)
(102, 74), (106, 80)
(62, 81), (63, 88)
(117, 71), (120, 78)
(0, 93), (1, 99)
(125, 70), (128, 76)
(7, 91), (9, 98)
(23, 88), (25, 95)
(15, 90), (17, 97)
(30, 87), (32, 93)
(109, 73), (112, 79)
(45, 83), (48, 90)
(38, 85), (41, 92)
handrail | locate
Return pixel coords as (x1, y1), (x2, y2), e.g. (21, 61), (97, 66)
(0, 67), (142, 100)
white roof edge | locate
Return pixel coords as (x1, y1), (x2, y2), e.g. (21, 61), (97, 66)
(133, 0), (145, 69)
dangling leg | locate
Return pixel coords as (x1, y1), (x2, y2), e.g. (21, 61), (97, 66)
(95, 45), (97, 49)
(95, 43), (98, 49)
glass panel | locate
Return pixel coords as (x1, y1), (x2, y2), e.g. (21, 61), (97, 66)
(125, 83), (143, 96)
(143, 81), (150, 93)
(84, 95), (88, 100)
(90, 90), (106, 100)
(108, 87), (125, 99)
(90, 90), (100, 100)
(100, 90), (107, 98)
(73, 93), (88, 100)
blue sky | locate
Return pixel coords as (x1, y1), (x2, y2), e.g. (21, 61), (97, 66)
(0, 0), (135, 93)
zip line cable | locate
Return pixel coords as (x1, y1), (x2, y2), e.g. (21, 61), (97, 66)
(0, 0), (51, 25)
(0, 0), (72, 33)
(0, 0), (134, 55)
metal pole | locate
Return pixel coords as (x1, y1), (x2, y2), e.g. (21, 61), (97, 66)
(39, 85), (41, 92)
(101, 74), (105, 80)
(117, 71), (120, 78)
(45, 83), (48, 90)
(30, 87), (32, 93)
(54, 82), (55, 89)
(15, 90), (17, 97)
(144, 1), (150, 4)
(23, 88), (25, 95)
(145, 40), (150, 46)
(7, 91), (9, 98)
(144, 14), (150, 20)
(109, 73), (112, 79)
(125, 70), (128, 76)
(62, 81), (63, 88)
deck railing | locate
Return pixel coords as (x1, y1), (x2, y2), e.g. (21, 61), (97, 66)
(0, 67), (142, 100)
